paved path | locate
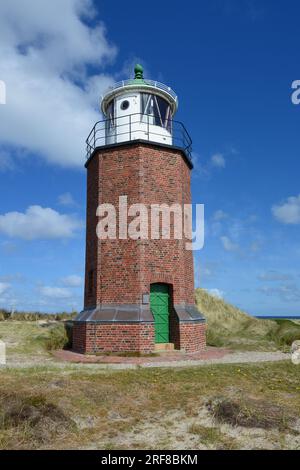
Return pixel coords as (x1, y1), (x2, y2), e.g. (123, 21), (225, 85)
(2, 349), (290, 370)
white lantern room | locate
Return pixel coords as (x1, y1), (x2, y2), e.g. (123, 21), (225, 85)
(100, 64), (178, 147)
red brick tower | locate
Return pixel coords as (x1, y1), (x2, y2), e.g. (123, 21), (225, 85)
(73, 65), (206, 354)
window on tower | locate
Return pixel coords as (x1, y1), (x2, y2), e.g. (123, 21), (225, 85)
(141, 93), (172, 133)
(120, 100), (130, 110)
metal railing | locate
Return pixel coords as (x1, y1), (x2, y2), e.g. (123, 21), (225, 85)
(102, 79), (178, 103)
(86, 113), (192, 163)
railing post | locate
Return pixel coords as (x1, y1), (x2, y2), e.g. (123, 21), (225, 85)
(129, 114), (131, 141)
(147, 114), (149, 140)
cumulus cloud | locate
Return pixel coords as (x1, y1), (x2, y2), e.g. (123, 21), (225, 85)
(212, 210), (228, 221)
(0, 151), (14, 171)
(39, 286), (73, 299)
(0, 0), (117, 167)
(259, 284), (300, 302)
(272, 194), (300, 225)
(192, 151), (229, 178)
(220, 235), (239, 252)
(0, 282), (10, 296)
(207, 288), (224, 299)
(61, 274), (83, 287)
(58, 192), (76, 207)
(211, 153), (226, 169)
(0, 205), (83, 240)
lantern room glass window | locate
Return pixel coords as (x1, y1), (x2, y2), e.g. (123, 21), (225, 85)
(106, 101), (115, 130)
(141, 93), (172, 133)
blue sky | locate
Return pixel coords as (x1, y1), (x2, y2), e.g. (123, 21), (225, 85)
(0, 0), (300, 315)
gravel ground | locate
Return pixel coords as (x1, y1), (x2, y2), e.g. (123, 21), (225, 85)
(1, 350), (290, 370)
(140, 351), (289, 369)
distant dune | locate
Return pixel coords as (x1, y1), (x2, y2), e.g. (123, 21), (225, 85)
(195, 288), (300, 351)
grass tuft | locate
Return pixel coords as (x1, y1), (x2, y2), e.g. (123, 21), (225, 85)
(44, 323), (72, 351)
(0, 392), (76, 447)
(196, 288), (300, 351)
(207, 395), (296, 431)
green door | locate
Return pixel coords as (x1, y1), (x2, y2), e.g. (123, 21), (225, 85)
(150, 283), (170, 343)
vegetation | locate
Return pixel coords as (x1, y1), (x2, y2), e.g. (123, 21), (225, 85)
(207, 395), (295, 431)
(196, 288), (300, 351)
(269, 319), (300, 350)
(1, 290), (300, 355)
(0, 321), (71, 363)
(0, 291), (300, 449)
(0, 309), (77, 322)
(44, 323), (72, 351)
(0, 362), (299, 449)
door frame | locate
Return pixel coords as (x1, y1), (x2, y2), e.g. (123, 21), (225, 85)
(150, 282), (171, 344)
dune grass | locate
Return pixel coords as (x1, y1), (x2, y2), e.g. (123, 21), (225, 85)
(1, 289), (300, 358)
(0, 309), (77, 322)
(0, 321), (71, 364)
(0, 293), (300, 449)
(195, 288), (300, 351)
(0, 361), (299, 449)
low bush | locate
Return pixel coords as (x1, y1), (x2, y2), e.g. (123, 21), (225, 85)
(44, 323), (72, 351)
(207, 395), (296, 431)
(267, 319), (300, 350)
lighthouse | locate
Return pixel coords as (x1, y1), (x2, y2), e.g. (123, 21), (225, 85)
(73, 65), (206, 354)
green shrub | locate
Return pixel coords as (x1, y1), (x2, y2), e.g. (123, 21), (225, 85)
(206, 329), (226, 347)
(44, 323), (72, 351)
(267, 319), (300, 350)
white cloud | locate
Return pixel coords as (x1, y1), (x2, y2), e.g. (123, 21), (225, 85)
(258, 270), (292, 281)
(191, 152), (205, 176)
(0, 282), (10, 296)
(259, 284), (300, 302)
(211, 153), (226, 169)
(61, 274), (83, 287)
(272, 194), (300, 225)
(192, 151), (228, 178)
(0, 151), (14, 171)
(207, 288), (224, 299)
(212, 210), (228, 221)
(0, 205), (82, 240)
(58, 192), (76, 207)
(39, 286), (72, 299)
(220, 235), (239, 252)
(0, 0), (117, 167)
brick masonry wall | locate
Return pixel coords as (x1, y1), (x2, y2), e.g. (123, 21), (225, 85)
(73, 320), (206, 354)
(73, 322), (155, 354)
(179, 322), (206, 353)
(74, 141), (206, 354)
(84, 142), (196, 308)
(73, 322), (87, 354)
